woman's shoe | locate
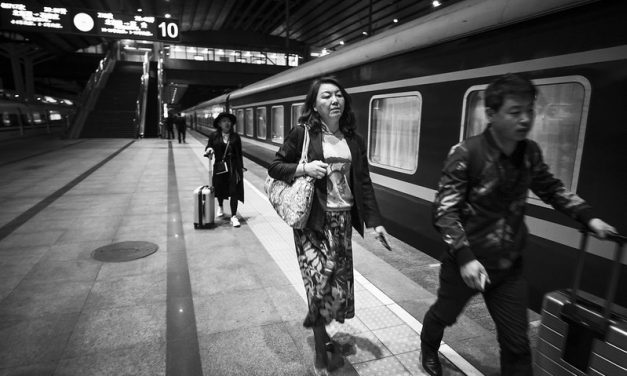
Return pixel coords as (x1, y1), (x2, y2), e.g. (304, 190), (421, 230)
(230, 216), (240, 227)
(216, 206), (224, 217)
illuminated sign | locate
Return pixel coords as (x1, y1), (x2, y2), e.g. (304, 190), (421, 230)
(0, 1), (180, 41)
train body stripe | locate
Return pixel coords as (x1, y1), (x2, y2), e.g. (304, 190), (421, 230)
(369, 172), (622, 264)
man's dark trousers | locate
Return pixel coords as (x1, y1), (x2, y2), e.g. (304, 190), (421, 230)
(420, 256), (532, 375)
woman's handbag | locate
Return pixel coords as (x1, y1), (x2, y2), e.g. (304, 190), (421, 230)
(214, 138), (230, 175)
(214, 161), (228, 175)
(264, 128), (315, 229)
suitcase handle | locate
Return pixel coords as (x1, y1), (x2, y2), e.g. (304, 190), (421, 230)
(569, 228), (626, 321)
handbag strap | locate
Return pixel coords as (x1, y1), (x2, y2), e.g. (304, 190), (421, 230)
(299, 127), (310, 164)
(221, 137), (231, 163)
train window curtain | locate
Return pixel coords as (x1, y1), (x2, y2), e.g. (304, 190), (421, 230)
(464, 79), (588, 191)
(236, 109), (245, 135)
(256, 107), (267, 139)
(271, 106), (284, 144)
(291, 104), (304, 129)
(245, 108), (254, 137)
(368, 93), (421, 174)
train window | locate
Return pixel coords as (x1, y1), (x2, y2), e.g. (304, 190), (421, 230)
(245, 108), (254, 137)
(291, 103), (303, 128)
(32, 112), (44, 124)
(462, 76), (590, 193)
(49, 111), (62, 121)
(368, 92), (422, 174)
(256, 107), (267, 139)
(271, 106), (284, 143)
(236, 109), (245, 135)
(1, 112), (9, 126)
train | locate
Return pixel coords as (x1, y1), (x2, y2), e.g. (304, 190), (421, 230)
(183, 0), (627, 312)
(0, 90), (75, 142)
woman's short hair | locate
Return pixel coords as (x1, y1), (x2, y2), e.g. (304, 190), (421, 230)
(298, 76), (356, 136)
(484, 73), (537, 111)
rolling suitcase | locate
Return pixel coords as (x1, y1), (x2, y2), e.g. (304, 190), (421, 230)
(535, 230), (627, 376)
(193, 153), (215, 228)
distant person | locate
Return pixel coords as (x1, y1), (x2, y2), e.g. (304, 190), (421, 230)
(175, 112), (186, 143)
(420, 73), (616, 376)
(203, 112), (244, 227)
(165, 111), (175, 139)
(268, 77), (389, 375)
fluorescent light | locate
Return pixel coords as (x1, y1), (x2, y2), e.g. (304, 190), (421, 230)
(393, 18), (398, 23)
(432, 1), (441, 7)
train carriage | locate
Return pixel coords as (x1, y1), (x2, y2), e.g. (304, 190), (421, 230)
(185, 0), (627, 312)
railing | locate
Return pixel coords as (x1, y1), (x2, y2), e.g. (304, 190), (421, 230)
(66, 43), (118, 138)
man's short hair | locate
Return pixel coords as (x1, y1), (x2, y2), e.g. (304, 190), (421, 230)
(484, 73), (537, 111)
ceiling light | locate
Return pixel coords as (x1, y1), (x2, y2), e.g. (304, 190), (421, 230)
(165, 13), (171, 18)
(339, 41), (344, 45)
(432, 1), (441, 7)
(362, 31), (368, 36)
(393, 18), (398, 23)
(137, 8), (142, 12)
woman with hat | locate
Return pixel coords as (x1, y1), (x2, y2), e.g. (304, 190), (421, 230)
(204, 112), (245, 227)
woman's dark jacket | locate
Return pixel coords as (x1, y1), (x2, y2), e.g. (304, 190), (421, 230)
(268, 125), (383, 237)
(205, 131), (244, 203)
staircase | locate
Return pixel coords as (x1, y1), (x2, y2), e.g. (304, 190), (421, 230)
(80, 62), (142, 138)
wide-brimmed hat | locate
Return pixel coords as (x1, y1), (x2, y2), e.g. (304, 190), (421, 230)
(213, 112), (236, 128)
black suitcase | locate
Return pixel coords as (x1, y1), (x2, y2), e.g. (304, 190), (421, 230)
(535, 230), (627, 376)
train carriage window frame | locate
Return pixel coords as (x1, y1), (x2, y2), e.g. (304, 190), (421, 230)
(271, 105), (284, 144)
(367, 92), (422, 175)
(256, 107), (267, 139)
(244, 108), (254, 137)
(291, 103), (304, 128)
(460, 75), (591, 207)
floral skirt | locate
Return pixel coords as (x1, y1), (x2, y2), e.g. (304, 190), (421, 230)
(294, 210), (354, 327)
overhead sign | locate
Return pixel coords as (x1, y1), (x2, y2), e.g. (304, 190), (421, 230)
(0, 1), (180, 41)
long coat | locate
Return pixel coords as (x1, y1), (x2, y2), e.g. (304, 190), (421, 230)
(268, 124), (383, 237)
(205, 131), (245, 203)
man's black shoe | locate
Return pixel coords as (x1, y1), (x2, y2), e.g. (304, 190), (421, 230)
(420, 347), (442, 376)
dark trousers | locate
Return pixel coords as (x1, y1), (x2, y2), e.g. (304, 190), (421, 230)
(166, 126), (174, 139)
(421, 256), (532, 376)
(177, 128), (186, 143)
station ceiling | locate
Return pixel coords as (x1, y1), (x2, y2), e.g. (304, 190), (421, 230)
(1, 0), (460, 105)
(5, 0), (459, 56)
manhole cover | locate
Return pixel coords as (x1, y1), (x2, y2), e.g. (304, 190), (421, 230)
(92, 241), (158, 262)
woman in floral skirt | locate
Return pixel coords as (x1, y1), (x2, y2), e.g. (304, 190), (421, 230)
(268, 77), (388, 375)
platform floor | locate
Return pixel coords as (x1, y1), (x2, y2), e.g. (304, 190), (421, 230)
(0, 132), (538, 376)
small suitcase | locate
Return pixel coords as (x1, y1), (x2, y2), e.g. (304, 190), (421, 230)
(193, 153), (215, 228)
(535, 230), (627, 376)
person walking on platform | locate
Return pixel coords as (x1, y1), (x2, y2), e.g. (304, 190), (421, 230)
(165, 111), (175, 140)
(268, 77), (388, 375)
(420, 73), (616, 376)
(204, 112), (244, 227)
(175, 112), (186, 143)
